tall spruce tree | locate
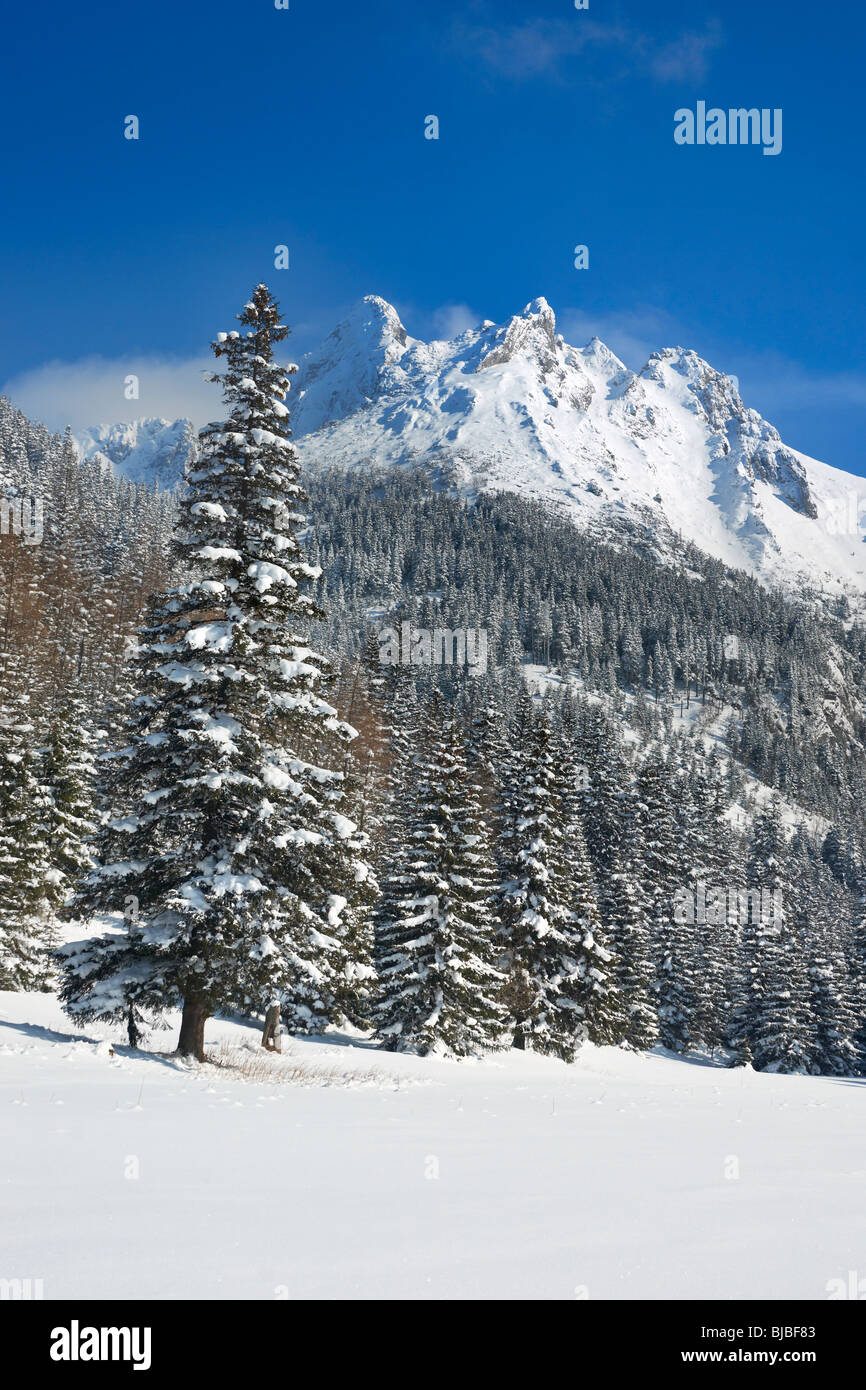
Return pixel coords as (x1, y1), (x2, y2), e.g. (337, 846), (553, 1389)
(677, 745), (740, 1052)
(790, 830), (858, 1075)
(728, 803), (806, 1072)
(603, 765), (658, 1050)
(0, 696), (56, 988)
(500, 704), (608, 1061)
(41, 695), (98, 917)
(638, 747), (694, 1053)
(372, 689), (507, 1055)
(553, 696), (617, 1043)
(60, 285), (373, 1058)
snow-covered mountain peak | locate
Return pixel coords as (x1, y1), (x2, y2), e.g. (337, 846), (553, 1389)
(641, 345), (742, 417)
(73, 295), (866, 602)
(476, 297), (558, 373)
(579, 335), (629, 381)
(290, 296), (416, 434)
(287, 294), (866, 600)
(74, 417), (195, 490)
(350, 293), (409, 348)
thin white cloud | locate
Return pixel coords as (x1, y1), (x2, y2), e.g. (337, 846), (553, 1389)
(727, 352), (866, 413)
(649, 22), (724, 83)
(1, 354), (221, 433)
(559, 304), (685, 368)
(430, 302), (482, 339)
(453, 18), (623, 82)
(451, 14), (724, 85)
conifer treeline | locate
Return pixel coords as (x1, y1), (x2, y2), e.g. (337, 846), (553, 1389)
(0, 399), (174, 991)
(307, 468), (866, 829)
(337, 652), (865, 1073)
(0, 397), (174, 718)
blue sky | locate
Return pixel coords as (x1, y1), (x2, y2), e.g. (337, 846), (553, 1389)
(2, 0), (864, 473)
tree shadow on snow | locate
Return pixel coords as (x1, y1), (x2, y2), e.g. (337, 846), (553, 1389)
(0, 1016), (98, 1048)
(287, 1028), (381, 1053)
(0, 1016), (189, 1073)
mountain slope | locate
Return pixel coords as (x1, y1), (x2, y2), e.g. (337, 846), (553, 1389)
(290, 296), (866, 601)
(74, 417), (196, 490)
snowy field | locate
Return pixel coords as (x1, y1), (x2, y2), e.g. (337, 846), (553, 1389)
(2, 989), (865, 1301)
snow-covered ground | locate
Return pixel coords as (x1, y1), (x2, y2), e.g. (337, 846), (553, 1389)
(2, 989), (864, 1300)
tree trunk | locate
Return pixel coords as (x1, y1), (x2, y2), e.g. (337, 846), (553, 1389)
(177, 998), (209, 1062)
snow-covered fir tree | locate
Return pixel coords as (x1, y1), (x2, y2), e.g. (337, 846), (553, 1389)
(0, 696), (56, 988)
(790, 829), (858, 1075)
(677, 746), (741, 1052)
(41, 695), (98, 916)
(372, 688), (507, 1055)
(728, 803), (809, 1072)
(638, 747), (695, 1053)
(499, 701), (609, 1061)
(599, 752), (658, 1050)
(553, 696), (617, 1043)
(60, 285), (373, 1058)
